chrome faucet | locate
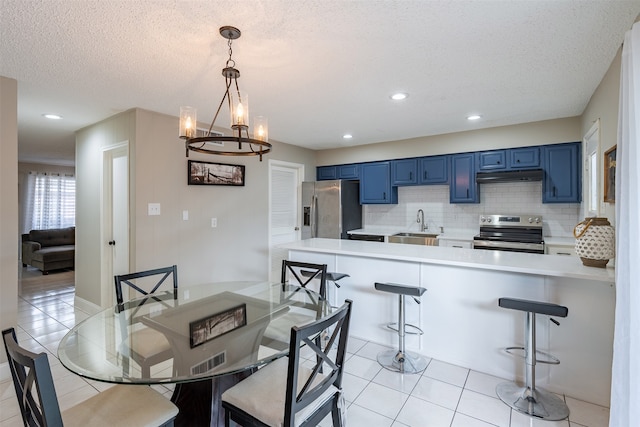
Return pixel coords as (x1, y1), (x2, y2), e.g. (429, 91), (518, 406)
(417, 209), (427, 232)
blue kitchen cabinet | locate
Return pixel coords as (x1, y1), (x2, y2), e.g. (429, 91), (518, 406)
(419, 155), (449, 184)
(392, 159), (418, 185)
(509, 147), (540, 169)
(360, 162), (398, 204)
(337, 164), (360, 179)
(450, 153), (479, 203)
(542, 142), (581, 203)
(317, 166), (337, 181)
(477, 150), (507, 170)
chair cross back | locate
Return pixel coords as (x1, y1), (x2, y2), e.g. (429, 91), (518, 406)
(3, 327), (63, 426)
(115, 265), (178, 305)
(281, 260), (328, 300)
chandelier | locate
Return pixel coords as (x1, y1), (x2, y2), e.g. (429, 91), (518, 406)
(179, 26), (272, 161)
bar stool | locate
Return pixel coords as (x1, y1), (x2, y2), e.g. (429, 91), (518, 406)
(301, 270), (349, 302)
(374, 282), (427, 374)
(496, 297), (569, 421)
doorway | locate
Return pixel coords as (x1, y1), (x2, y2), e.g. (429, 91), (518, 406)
(101, 143), (129, 306)
(268, 160), (304, 281)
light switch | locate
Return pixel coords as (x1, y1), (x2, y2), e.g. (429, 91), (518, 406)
(211, 218), (217, 228)
(148, 203), (161, 216)
(182, 210), (189, 221)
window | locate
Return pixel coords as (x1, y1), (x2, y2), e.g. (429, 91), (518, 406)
(23, 172), (75, 232)
(584, 120), (600, 217)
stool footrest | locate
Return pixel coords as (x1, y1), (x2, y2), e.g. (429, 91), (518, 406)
(386, 322), (424, 335)
(504, 346), (561, 365)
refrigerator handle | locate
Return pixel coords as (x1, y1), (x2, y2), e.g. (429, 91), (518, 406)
(310, 194), (318, 238)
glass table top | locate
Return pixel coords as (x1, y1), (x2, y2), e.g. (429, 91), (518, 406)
(58, 281), (334, 384)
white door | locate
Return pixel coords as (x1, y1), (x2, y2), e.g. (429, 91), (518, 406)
(102, 143), (129, 306)
(269, 160), (303, 281)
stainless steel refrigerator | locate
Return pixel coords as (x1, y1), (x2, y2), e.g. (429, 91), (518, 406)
(302, 180), (361, 239)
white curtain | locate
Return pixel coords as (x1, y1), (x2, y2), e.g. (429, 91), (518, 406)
(23, 171), (76, 232)
(610, 22), (640, 427)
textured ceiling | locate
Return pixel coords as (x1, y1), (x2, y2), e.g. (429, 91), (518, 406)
(1, 1), (639, 166)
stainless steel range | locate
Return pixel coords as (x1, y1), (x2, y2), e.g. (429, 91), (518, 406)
(473, 214), (544, 254)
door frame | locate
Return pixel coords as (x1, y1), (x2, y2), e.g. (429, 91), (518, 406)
(268, 159), (304, 281)
(101, 141), (129, 307)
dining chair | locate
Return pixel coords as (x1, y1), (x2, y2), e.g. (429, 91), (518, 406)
(114, 265), (178, 378)
(2, 327), (179, 427)
(222, 299), (353, 427)
(281, 260), (328, 300)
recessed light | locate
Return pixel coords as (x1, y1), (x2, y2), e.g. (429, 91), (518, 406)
(467, 115), (482, 121)
(43, 114), (63, 120)
(390, 93), (408, 101)
(343, 134), (353, 139)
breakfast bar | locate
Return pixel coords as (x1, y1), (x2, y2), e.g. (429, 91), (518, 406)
(280, 238), (615, 407)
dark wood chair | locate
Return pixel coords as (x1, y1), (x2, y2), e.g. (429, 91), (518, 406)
(114, 265), (178, 378)
(2, 327), (178, 427)
(281, 260), (328, 300)
(222, 299), (353, 427)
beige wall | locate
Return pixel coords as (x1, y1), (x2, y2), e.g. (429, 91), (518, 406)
(317, 116), (581, 166)
(0, 76), (18, 364)
(581, 48), (622, 225)
(76, 108), (316, 307)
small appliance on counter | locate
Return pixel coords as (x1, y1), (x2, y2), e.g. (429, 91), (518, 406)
(473, 214), (544, 254)
(302, 180), (361, 239)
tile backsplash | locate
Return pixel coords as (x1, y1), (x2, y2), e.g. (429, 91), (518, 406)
(363, 182), (580, 237)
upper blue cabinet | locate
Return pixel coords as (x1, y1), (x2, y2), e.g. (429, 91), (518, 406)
(450, 153), (479, 203)
(477, 150), (507, 171)
(509, 147), (540, 169)
(317, 166), (337, 181)
(542, 142), (581, 203)
(360, 161), (398, 204)
(338, 164), (360, 179)
(392, 159), (418, 185)
(419, 155), (449, 184)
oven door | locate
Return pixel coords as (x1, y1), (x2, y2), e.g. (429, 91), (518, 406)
(473, 239), (545, 254)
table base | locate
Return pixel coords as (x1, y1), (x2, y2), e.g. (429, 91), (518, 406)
(171, 369), (256, 427)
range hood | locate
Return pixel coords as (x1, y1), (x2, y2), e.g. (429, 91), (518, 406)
(476, 169), (544, 183)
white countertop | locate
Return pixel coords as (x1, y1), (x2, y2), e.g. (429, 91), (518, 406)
(280, 238), (615, 282)
(544, 236), (576, 246)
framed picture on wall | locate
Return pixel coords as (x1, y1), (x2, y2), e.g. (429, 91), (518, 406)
(604, 145), (616, 203)
(188, 160), (245, 186)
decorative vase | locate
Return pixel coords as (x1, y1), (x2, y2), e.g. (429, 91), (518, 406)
(573, 217), (615, 268)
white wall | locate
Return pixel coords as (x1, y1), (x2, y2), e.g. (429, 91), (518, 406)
(76, 108), (317, 307)
(0, 76), (18, 365)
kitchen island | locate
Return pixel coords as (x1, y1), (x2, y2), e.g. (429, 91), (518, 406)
(280, 238), (615, 407)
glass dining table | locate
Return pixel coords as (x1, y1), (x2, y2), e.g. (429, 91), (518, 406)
(58, 281), (334, 427)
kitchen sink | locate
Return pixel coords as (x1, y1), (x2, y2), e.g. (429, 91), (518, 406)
(388, 232), (439, 246)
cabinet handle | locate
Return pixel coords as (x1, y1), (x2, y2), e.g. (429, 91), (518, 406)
(558, 252), (571, 255)
(497, 160), (501, 164)
(453, 245), (463, 248)
(409, 172), (413, 180)
(424, 171), (428, 179)
(383, 192), (386, 200)
(466, 189), (469, 198)
(553, 186), (557, 197)
(516, 159), (521, 163)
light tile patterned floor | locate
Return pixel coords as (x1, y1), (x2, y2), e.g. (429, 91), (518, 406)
(1, 268), (610, 426)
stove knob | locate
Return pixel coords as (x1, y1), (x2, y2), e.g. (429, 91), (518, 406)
(487, 217), (492, 223)
(535, 217), (541, 224)
(528, 217), (533, 223)
(480, 216), (485, 223)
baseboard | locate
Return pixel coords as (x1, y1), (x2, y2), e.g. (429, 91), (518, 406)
(74, 296), (102, 315)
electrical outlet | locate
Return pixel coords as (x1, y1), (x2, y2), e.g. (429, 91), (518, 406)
(148, 203), (161, 216)
(211, 218), (217, 228)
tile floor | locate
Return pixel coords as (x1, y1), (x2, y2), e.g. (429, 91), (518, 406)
(1, 269), (610, 427)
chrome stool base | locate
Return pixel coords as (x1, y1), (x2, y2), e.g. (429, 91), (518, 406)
(377, 349), (427, 374)
(496, 382), (570, 421)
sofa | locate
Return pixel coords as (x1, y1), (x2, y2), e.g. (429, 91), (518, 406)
(22, 227), (75, 274)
